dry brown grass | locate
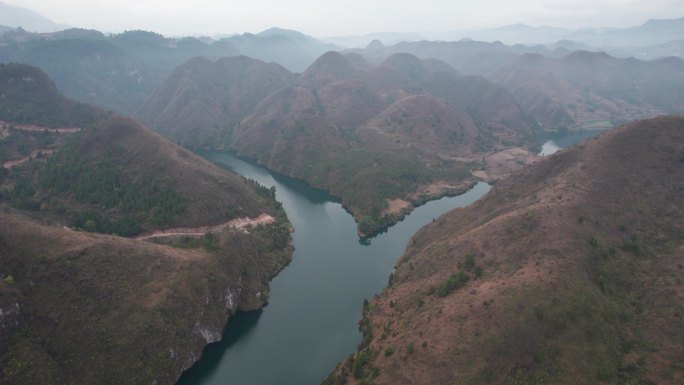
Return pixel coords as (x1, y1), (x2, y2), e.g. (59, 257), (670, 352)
(326, 116), (684, 385)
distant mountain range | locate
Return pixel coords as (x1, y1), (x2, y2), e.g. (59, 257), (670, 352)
(0, 1), (69, 32)
(347, 43), (684, 131)
(1, 9), (683, 118)
(0, 27), (335, 114)
(324, 17), (684, 49)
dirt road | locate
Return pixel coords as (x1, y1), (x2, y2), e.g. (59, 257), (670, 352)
(134, 213), (276, 240)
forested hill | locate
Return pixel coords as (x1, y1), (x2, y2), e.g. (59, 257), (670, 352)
(140, 51), (539, 236)
(0, 63), (281, 235)
(0, 62), (107, 127)
(0, 64), (294, 385)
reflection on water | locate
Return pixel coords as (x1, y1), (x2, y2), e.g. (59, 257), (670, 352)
(179, 310), (264, 384)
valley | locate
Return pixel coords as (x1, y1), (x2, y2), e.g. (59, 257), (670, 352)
(175, 151), (492, 385)
(325, 116), (684, 385)
(172, 130), (599, 385)
(135, 40), (684, 237)
(140, 51), (539, 236)
(1, 7), (684, 385)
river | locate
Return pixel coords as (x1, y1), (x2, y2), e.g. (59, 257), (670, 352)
(178, 129), (605, 385)
(178, 152), (489, 385)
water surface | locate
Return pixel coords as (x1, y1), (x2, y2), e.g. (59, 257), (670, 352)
(178, 151), (490, 385)
(181, 127), (603, 385)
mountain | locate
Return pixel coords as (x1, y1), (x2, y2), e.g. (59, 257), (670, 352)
(136, 56), (295, 147)
(220, 28), (340, 72)
(322, 32), (427, 49)
(353, 17), (684, 49)
(0, 27), (331, 115)
(619, 38), (684, 61)
(142, 51), (537, 235)
(344, 40), (553, 77)
(348, 41), (684, 132)
(139, 51), (538, 236)
(491, 51), (684, 131)
(0, 1), (68, 32)
(0, 63), (293, 385)
(444, 23), (574, 45)
(325, 115), (684, 385)
(568, 17), (684, 48)
(0, 29), (238, 114)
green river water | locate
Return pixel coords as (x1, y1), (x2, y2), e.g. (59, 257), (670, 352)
(178, 130), (603, 385)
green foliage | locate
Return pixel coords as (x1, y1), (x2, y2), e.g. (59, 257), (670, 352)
(620, 236), (642, 256)
(37, 138), (188, 233)
(589, 236), (599, 248)
(384, 346), (394, 356)
(246, 178), (277, 200)
(474, 265), (484, 279)
(9, 175), (38, 210)
(4, 275), (15, 285)
(406, 343), (414, 354)
(437, 270), (470, 297)
(68, 210), (141, 237)
(201, 233), (218, 251)
(458, 252), (476, 270)
(0, 63), (106, 127)
(352, 350), (370, 379)
(297, 148), (473, 236)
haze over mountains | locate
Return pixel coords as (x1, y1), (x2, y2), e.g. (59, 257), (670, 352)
(0, 1), (69, 33)
(1, 2), (683, 121)
(0, 27), (335, 114)
(137, 42), (684, 234)
(1, 2), (684, 385)
(326, 17), (684, 52)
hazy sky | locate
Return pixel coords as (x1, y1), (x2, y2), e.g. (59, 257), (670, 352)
(8, 0), (684, 37)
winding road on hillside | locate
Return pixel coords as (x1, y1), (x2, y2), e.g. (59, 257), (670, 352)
(134, 213), (276, 240)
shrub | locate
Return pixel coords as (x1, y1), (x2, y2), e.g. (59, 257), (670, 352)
(589, 236), (599, 247)
(458, 252), (476, 270)
(437, 271), (470, 297)
(384, 346), (394, 356)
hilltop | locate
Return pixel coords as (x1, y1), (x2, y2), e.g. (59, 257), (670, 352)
(141, 51), (538, 236)
(325, 116), (684, 385)
(0, 63), (293, 385)
(136, 56), (295, 147)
